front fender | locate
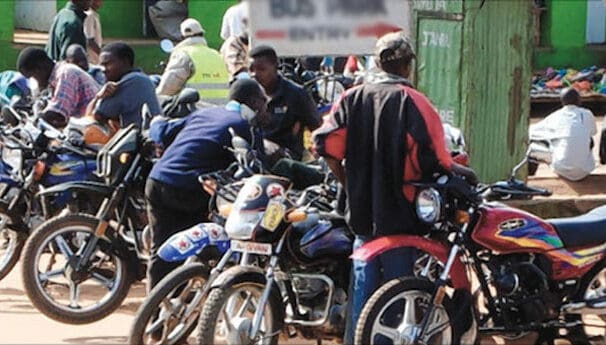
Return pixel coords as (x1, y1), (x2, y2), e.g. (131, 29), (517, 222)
(158, 223), (230, 262)
(210, 265), (269, 289)
(351, 234), (470, 291)
(37, 181), (112, 199)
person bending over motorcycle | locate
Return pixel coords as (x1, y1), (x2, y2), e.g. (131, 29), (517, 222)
(86, 42), (162, 130)
(16, 47), (99, 128)
(530, 87), (597, 181)
(145, 78), (268, 292)
(312, 31), (477, 344)
(249, 45), (321, 161)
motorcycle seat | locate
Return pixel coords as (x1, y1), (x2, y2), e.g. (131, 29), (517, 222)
(547, 205), (606, 248)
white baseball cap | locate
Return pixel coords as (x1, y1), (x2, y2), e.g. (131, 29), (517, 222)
(180, 18), (205, 38)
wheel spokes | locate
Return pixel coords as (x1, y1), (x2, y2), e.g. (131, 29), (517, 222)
(54, 235), (74, 258)
(68, 282), (81, 308)
(38, 268), (65, 283)
(91, 270), (114, 290)
(374, 323), (400, 340)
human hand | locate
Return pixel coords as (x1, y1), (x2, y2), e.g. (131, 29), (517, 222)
(452, 162), (479, 186)
(97, 82), (118, 99)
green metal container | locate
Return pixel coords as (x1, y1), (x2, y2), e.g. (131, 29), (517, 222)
(412, 0), (532, 182)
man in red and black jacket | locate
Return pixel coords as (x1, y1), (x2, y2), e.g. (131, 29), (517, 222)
(312, 31), (477, 344)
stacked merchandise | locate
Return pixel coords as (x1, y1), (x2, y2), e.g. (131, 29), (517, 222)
(531, 66), (606, 98)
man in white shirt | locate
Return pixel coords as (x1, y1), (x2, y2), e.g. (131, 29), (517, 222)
(220, 0), (247, 40)
(84, 0), (103, 64)
(530, 88), (597, 181)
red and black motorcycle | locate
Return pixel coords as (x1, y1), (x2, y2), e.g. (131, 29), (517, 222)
(353, 174), (606, 345)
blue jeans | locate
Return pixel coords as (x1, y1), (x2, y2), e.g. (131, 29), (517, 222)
(344, 236), (416, 344)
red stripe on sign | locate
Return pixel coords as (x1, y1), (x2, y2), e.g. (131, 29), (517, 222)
(356, 22), (401, 38)
(255, 30), (287, 40)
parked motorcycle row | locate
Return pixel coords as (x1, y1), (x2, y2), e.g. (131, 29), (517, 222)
(1, 64), (606, 345)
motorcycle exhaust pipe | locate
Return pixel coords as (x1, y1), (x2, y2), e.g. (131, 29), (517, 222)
(561, 300), (606, 315)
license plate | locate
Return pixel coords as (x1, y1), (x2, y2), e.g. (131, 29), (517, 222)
(261, 199), (285, 232)
(230, 240), (272, 256)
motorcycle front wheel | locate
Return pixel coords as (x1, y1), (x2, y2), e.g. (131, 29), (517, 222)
(21, 213), (133, 324)
(0, 200), (27, 281)
(354, 277), (456, 345)
(129, 262), (210, 345)
(196, 274), (283, 345)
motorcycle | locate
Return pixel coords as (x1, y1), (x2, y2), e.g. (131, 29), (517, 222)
(0, 103), (99, 281)
(129, 132), (337, 345)
(20, 122), (153, 324)
(195, 172), (349, 345)
(353, 173), (606, 344)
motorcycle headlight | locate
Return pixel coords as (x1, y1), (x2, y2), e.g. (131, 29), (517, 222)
(416, 188), (442, 224)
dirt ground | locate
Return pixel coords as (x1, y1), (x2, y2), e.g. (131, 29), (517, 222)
(1, 117), (605, 344)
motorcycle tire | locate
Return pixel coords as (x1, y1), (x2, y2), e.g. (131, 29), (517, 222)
(0, 200), (27, 281)
(21, 213), (133, 324)
(567, 260), (606, 344)
(354, 277), (459, 345)
(196, 275), (283, 345)
(129, 262), (210, 345)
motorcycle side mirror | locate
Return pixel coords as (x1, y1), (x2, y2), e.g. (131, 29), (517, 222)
(1, 105), (21, 127)
(160, 39), (174, 53)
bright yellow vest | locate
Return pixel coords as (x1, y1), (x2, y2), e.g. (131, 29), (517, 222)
(176, 45), (230, 105)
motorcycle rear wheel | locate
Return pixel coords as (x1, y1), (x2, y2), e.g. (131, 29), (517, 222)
(129, 262), (210, 345)
(21, 213), (133, 324)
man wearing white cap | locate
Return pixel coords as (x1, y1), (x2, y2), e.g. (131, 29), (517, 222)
(157, 18), (230, 104)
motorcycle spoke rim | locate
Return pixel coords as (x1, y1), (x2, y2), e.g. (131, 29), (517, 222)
(33, 226), (125, 314)
(370, 290), (452, 344)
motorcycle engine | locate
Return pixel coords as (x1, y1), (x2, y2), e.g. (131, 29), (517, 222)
(490, 255), (559, 324)
(291, 273), (348, 338)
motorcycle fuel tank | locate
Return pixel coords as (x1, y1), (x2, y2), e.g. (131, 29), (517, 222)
(472, 203), (606, 280)
(472, 203), (564, 254)
(299, 220), (353, 259)
(42, 153), (97, 186)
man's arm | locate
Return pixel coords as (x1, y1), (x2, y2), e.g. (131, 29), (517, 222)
(149, 115), (189, 147)
(298, 89), (321, 131)
(156, 52), (193, 96)
(84, 16), (101, 55)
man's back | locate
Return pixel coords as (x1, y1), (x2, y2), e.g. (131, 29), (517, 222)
(314, 73), (453, 236)
(531, 105), (597, 181)
(46, 3), (87, 61)
(46, 62), (99, 118)
(149, 107), (252, 190)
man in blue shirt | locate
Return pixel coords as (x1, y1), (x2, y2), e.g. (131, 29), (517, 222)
(145, 78), (268, 291)
(86, 42), (161, 129)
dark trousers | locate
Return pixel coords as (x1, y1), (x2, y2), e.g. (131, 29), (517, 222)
(145, 178), (209, 290)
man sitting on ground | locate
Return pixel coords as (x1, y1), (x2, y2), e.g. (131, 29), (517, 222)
(530, 87), (597, 181)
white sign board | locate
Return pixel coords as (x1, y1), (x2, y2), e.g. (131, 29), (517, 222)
(248, 0), (412, 56)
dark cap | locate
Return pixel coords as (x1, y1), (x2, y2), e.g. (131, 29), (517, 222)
(375, 31), (415, 64)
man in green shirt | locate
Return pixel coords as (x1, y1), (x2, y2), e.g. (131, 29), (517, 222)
(46, 0), (91, 61)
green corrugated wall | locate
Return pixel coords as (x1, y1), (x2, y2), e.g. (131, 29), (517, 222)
(462, 0), (532, 182)
(414, 0), (532, 182)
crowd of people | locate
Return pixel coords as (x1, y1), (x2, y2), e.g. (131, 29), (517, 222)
(2, 0), (604, 342)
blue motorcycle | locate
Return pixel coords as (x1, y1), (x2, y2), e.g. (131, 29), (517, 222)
(0, 105), (99, 281)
